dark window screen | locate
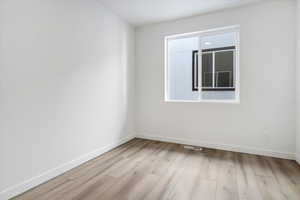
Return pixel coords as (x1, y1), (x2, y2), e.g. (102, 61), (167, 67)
(202, 53), (213, 88)
(192, 47), (235, 91)
(215, 51), (234, 87)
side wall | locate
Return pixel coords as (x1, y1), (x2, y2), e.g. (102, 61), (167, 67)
(136, 0), (296, 158)
(0, 0), (135, 199)
(297, 0), (300, 164)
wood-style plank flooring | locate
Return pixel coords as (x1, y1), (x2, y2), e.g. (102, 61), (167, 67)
(12, 139), (300, 200)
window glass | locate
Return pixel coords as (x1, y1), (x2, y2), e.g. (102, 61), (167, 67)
(168, 37), (199, 101)
(215, 51), (234, 88)
(202, 53), (213, 88)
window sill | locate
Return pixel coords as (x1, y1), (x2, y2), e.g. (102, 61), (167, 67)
(164, 99), (240, 104)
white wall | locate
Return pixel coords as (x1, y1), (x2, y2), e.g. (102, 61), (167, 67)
(136, 0), (296, 157)
(296, 0), (300, 163)
(0, 0), (135, 198)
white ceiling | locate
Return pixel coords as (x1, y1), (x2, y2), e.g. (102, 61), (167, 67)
(98, 0), (263, 26)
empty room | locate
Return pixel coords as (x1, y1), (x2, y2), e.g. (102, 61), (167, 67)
(1, 0), (300, 199)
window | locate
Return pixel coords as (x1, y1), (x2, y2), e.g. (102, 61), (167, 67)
(165, 26), (240, 102)
(193, 46), (235, 91)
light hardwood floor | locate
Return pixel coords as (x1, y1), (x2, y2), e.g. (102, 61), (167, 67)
(12, 139), (300, 200)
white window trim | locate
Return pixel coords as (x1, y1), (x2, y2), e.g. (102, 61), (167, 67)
(164, 25), (240, 104)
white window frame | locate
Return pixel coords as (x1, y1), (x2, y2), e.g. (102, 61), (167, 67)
(164, 25), (240, 103)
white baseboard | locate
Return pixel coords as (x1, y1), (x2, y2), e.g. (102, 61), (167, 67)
(0, 134), (135, 200)
(137, 134), (295, 160)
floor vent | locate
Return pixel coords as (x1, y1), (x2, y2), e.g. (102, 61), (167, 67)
(183, 145), (203, 151)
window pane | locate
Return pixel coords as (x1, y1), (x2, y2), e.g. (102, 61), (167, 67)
(167, 37), (199, 101)
(199, 32), (237, 101)
(202, 53), (213, 88)
(215, 51), (234, 88)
